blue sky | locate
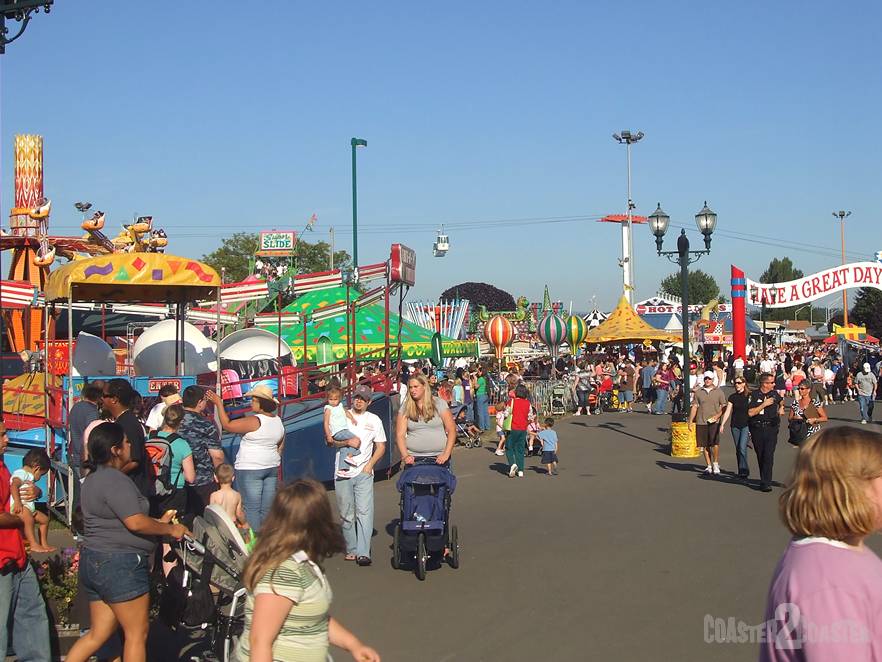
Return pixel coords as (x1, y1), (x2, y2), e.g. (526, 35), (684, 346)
(2, 1), (881, 312)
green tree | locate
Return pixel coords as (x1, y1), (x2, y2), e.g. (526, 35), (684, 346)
(759, 257), (805, 321)
(849, 287), (882, 338)
(202, 233), (351, 283)
(659, 269), (720, 304)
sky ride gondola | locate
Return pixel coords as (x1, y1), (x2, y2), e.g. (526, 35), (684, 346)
(433, 226), (449, 257)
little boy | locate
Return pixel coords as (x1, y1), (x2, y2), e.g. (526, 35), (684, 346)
(10, 449), (55, 552)
(539, 418), (559, 476)
(209, 463), (250, 539)
(323, 387), (365, 479)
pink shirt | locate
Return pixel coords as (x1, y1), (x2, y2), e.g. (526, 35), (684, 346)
(760, 538), (882, 661)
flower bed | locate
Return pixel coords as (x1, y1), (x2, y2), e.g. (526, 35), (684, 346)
(35, 546), (80, 627)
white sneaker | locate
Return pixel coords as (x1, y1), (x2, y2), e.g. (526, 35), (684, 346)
(508, 464), (518, 477)
(862, 420), (868, 424)
(712, 463), (721, 475)
(495, 449), (505, 456)
(574, 411), (581, 416)
(703, 465), (713, 474)
(517, 471), (524, 478)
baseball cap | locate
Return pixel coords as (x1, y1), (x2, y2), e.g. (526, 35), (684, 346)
(353, 385), (373, 401)
(162, 393), (182, 406)
(703, 371), (716, 380)
(244, 384), (279, 403)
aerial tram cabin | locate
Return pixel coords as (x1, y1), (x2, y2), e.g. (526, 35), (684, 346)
(433, 227), (449, 257)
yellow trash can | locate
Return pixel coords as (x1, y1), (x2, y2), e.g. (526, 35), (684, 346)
(670, 421), (701, 458)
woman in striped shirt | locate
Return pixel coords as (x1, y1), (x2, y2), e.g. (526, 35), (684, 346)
(235, 480), (380, 662)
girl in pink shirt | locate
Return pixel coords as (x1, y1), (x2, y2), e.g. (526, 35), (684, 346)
(760, 427), (882, 661)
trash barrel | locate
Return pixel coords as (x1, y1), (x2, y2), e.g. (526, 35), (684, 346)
(670, 421), (700, 458)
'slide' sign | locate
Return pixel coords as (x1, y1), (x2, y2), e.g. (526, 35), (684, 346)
(259, 231), (296, 253)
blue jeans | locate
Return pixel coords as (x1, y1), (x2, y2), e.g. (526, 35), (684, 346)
(475, 394), (490, 430)
(236, 467), (278, 533)
(576, 390), (590, 414)
(0, 562), (51, 661)
(858, 394), (875, 422)
(654, 388), (669, 414)
(731, 426), (750, 477)
(335, 471), (374, 559)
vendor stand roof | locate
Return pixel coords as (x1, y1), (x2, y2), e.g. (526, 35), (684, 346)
(44, 253), (221, 303)
(585, 295), (679, 344)
(270, 285), (478, 362)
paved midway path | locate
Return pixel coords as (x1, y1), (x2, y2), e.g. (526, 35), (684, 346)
(326, 401), (882, 661)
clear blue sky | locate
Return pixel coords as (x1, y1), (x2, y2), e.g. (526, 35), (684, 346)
(2, 0), (881, 312)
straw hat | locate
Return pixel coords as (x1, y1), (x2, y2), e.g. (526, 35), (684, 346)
(245, 384), (279, 404)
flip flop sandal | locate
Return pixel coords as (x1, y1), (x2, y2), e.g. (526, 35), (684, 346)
(344, 554), (357, 561)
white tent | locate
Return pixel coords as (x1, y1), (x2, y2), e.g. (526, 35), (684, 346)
(663, 314), (682, 332)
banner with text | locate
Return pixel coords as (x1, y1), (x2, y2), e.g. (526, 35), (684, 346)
(745, 262), (882, 308)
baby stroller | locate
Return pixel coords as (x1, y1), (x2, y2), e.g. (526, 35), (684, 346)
(550, 385), (568, 416)
(450, 403), (482, 449)
(392, 458), (459, 581)
(161, 505), (249, 661)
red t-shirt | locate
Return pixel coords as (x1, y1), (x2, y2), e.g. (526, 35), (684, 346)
(0, 458), (27, 571)
(509, 397), (531, 431)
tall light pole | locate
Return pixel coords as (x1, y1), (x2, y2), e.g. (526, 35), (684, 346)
(613, 129), (644, 304)
(351, 138), (367, 269)
(832, 210), (851, 327)
(648, 201), (718, 415)
(1, 1), (52, 55)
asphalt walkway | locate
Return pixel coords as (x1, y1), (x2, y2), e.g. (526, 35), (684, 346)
(325, 400), (882, 661)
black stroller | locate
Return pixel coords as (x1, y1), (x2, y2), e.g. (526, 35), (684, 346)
(160, 505), (249, 661)
(392, 458), (460, 580)
(450, 403), (482, 449)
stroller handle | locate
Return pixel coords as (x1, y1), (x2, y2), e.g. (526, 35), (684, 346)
(182, 534), (206, 556)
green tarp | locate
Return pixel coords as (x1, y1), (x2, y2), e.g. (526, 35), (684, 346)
(265, 286), (478, 363)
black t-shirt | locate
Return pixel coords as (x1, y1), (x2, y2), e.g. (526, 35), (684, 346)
(116, 410), (151, 498)
(748, 390), (782, 427)
(727, 392), (750, 428)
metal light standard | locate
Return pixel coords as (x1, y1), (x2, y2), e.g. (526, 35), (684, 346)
(613, 130), (644, 304)
(832, 210), (851, 326)
(351, 138), (367, 269)
(648, 201), (717, 414)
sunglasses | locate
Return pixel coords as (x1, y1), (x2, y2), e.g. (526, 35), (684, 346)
(734, 380), (745, 384)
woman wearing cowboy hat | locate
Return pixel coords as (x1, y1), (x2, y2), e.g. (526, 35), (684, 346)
(206, 385), (285, 533)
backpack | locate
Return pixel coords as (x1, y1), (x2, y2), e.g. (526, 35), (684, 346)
(145, 432), (183, 497)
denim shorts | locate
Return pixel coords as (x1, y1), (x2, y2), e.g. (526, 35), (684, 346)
(333, 429), (357, 441)
(79, 547), (151, 603)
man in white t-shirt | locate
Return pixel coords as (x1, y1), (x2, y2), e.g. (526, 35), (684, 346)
(733, 356), (745, 379)
(333, 385), (387, 567)
(759, 354), (775, 375)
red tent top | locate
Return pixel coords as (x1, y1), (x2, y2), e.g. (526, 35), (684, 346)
(823, 334), (879, 345)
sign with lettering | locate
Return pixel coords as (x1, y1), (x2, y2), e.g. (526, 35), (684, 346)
(390, 244), (416, 286)
(148, 378), (182, 393)
(258, 231), (296, 255)
(746, 262), (882, 308)
(635, 303), (731, 315)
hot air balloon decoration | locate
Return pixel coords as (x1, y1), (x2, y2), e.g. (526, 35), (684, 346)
(565, 314), (588, 358)
(537, 313), (565, 357)
(484, 315), (514, 361)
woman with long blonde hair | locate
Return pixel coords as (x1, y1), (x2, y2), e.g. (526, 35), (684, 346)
(235, 480), (380, 662)
(759, 427), (882, 660)
(396, 374), (456, 466)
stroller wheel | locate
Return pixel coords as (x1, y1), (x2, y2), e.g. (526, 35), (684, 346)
(464, 439), (473, 449)
(447, 525), (460, 569)
(472, 437), (483, 449)
(391, 525), (401, 570)
(416, 533), (427, 581)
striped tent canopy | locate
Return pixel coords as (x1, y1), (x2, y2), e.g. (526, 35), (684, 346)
(583, 308), (609, 329)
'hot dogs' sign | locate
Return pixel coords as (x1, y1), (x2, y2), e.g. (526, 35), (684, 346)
(746, 262), (882, 308)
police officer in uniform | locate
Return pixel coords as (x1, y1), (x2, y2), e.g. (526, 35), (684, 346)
(747, 372), (784, 492)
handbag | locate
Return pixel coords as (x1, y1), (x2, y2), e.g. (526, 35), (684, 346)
(787, 418), (808, 446)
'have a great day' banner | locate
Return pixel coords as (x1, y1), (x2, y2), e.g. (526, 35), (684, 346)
(745, 262), (882, 309)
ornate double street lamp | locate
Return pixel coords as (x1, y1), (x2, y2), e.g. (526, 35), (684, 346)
(649, 201), (718, 414)
(1, 1), (52, 54)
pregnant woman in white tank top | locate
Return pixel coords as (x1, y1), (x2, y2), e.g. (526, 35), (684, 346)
(205, 385), (285, 532)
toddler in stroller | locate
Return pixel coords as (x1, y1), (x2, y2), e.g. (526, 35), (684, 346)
(161, 505), (249, 661)
(392, 458), (460, 581)
(450, 402), (482, 449)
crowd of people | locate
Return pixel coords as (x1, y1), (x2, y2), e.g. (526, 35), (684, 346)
(2, 340), (882, 659)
